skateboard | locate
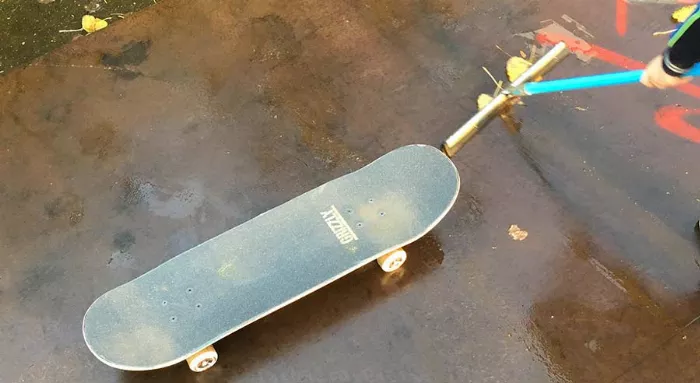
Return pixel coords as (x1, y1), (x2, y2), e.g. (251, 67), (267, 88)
(82, 144), (460, 372)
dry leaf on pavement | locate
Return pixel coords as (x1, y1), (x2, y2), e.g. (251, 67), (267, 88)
(508, 225), (528, 241)
(82, 15), (108, 33)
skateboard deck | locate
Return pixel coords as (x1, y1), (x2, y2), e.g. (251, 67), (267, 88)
(83, 144), (460, 371)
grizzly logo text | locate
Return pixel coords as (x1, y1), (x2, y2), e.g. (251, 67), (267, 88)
(321, 206), (358, 244)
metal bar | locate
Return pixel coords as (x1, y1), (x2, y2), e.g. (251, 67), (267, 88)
(441, 42), (570, 158)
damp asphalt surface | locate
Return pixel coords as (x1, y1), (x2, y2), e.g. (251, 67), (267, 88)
(2, 0), (700, 382)
(0, 0), (157, 74)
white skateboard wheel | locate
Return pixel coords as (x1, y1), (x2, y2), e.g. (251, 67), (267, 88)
(186, 345), (218, 372)
(377, 248), (407, 273)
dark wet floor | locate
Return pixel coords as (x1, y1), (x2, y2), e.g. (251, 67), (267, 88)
(2, 0), (700, 382)
(0, 0), (156, 74)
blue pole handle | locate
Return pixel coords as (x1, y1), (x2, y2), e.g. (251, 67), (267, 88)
(517, 64), (700, 96)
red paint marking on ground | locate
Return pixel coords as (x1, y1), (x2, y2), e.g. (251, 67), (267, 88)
(590, 45), (644, 70)
(678, 84), (700, 99)
(536, 29), (700, 142)
(655, 106), (700, 143)
(535, 31), (700, 99)
(616, 0), (628, 36)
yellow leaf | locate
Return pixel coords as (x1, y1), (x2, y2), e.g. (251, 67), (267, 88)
(82, 15), (108, 33)
(519, 50), (527, 58)
(506, 57), (531, 82)
(81, 15), (95, 30)
(672, 5), (697, 23)
(508, 224), (528, 241)
(477, 94), (494, 110)
(506, 56), (542, 83)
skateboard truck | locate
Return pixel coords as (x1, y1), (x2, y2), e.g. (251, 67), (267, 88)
(441, 42), (570, 158)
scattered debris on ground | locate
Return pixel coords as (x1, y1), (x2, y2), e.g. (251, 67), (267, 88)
(1, 0), (157, 74)
(508, 225), (529, 241)
(85, 0), (103, 13)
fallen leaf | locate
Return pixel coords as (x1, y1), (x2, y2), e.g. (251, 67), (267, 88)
(506, 57), (542, 83)
(508, 224), (528, 241)
(575, 106), (587, 111)
(520, 50), (527, 58)
(477, 94), (494, 110)
(672, 5), (697, 23)
(82, 15), (108, 33)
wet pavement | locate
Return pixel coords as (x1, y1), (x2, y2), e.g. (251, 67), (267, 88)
(0, 0), (157, 74)
(2, 0), (700, 382)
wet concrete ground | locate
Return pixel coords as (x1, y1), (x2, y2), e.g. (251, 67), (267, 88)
(0, 0), (156, 74)
(2, 0), (700, 382)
